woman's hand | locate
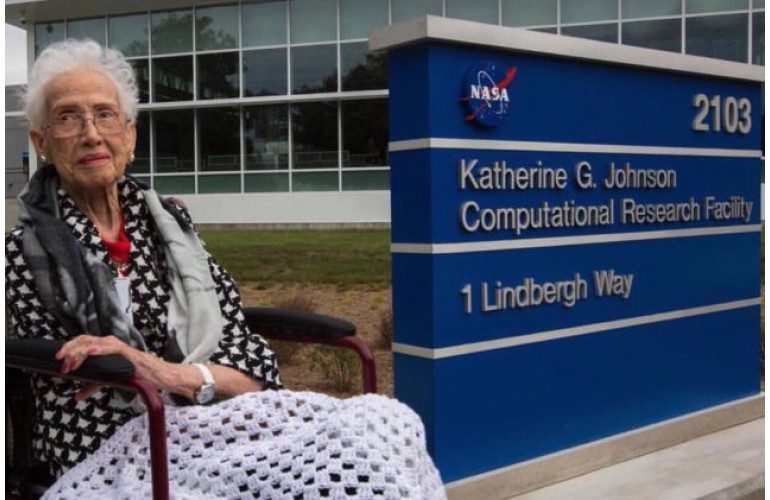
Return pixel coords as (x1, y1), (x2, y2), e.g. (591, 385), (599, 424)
(56, 334), (262, 403)
(55, 334), (194, 402)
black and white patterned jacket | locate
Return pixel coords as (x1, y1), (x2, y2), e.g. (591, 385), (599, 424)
(6, 176), (282, 479)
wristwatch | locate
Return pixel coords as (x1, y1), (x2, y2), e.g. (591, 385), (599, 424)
(193, 363), (216, 405)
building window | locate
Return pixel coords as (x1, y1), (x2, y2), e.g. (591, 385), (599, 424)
(291, 101), (338, 170)
(340, 0), (389, 40)
(622, 18), (681, 52)
(152, 9), (193, 55)
(446, 0), (499, 24)
(108, 13), (148, 56)
(245, 173), (290, 192)
(561, 0), (618, 24)
(342, 99), (388, 168)
(290, 0), (337, 43)
(130, 60), (150, 103)
(562, 23), (619, 43)
(196, 4), (239, 51)
(292, 171), (339, 191)
(243, 48), (288, 96)
(197, 52), (240, 99)
(686, 0), (749, 14)
(291, 44), (338, 94)
(502, 0), (557, 27)
(342, 170), (389, 190)
(244, 105), (289, 171)
(152, 56), (194, 102)
(341, 42), (387, 91)
(391, 0), (442, 23)
(242, 0), (287, 47)
(622, 0), (681, 19)
(752, 12), (764, 65)
(155, 176), (195, 194)
(153, 109), (195, 173)
(198, 107), (241, 172)
(132, 112), (150, 175)
(67, 18), (106, 45)
(35, 21), (65, 57)
(686, 13), (748, 62)
(199, 175), (241, 193)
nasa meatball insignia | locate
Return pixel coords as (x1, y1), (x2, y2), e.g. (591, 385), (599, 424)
(460, 61), (517, 127)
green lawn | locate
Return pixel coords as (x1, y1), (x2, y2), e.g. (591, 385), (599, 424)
(200, 229), (391, 288)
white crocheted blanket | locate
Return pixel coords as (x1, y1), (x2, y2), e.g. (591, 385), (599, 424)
(43, 391), (447, 499)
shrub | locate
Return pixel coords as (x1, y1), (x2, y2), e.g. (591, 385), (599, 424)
(310, 346), (361, 393)
(377, 308), (393, 348)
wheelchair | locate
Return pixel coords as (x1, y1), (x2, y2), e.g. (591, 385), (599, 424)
(6, 307), (377, 500)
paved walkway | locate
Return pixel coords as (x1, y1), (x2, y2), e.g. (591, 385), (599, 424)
(513, 418), (764, 500)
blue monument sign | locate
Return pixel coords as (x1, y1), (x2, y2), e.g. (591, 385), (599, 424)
(372, 17), (763, 484)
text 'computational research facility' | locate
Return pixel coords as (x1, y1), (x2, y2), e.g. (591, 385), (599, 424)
(5, 0), (764, 224)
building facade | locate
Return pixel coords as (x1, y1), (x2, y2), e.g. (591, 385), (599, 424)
(5, 0), (765, 224)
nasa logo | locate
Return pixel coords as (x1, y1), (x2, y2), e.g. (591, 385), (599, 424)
(460, 61), (518, 127)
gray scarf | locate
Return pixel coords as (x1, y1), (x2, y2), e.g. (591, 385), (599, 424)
(18, 166), (224, 407)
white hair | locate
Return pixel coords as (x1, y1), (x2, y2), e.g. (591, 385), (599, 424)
(23, 38), (139, 128)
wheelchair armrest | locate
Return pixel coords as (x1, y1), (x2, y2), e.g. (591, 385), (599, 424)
(6, 338), (135, 384)
(243, 307), (356, 342)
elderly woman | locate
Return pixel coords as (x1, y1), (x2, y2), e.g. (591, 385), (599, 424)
(6, 39), (281, 479)
(7, 39), (445, 499)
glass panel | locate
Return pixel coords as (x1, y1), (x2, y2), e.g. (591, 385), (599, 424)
(152, 56), (193, 102)
(244, 105), (289, 170)
(290, 0), (336, 43)
(391, 0), (443, 23)
(130, 59), (150, 103)
(244, 49), (288, 96)
(245, 173), (290, 192)
(292, 171), (338, 191)
(152, 10), (193, 54)
(341, 42), (388, 91)
(67, 18), (106, 45)
(243, 0), (287, 47)
(502, 0), (557, 27)
(196, 4), (239, 51)
(686, 14), (748, 62)
(154, 109), (194, 173)
(532, 26), (558, 33)
(342, 99), (388, 168)
(199, 175), (240, 193)
(35, 22), (65, 57)
(622, 18), (681, 52)
(622, 0), (681, 19)
(340, 0), (389, 39)
(133, 175), (151, 187)
(199, 107), (241, 172)
(155, 176), (195, 194)
(561, 0), (618, 23)
(131, 112), (150, 174)
(109, 13), (148, 56)
(447, 0), (499, 24)
(686, 0), (748, 14)
(754, 0), (765, 7)
(342, 170), (389, 190)
(197, 52), (240, 99)
(562, 23), (619, 42)
(291, 101), (338, 169)
(753, 12), (764, 64)
(291, 44), (337, 94)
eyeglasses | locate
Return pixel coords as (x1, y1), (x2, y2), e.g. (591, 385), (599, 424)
(45, 110), (129, 139)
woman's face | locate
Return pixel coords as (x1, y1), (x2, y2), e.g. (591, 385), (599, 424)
(30, 69), (136, 193)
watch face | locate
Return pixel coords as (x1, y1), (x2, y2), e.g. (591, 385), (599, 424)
(196, 384), (216, 404)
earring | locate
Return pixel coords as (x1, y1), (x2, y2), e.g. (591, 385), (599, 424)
(38, 152), (49, 164)
(129, 152), (135, 164)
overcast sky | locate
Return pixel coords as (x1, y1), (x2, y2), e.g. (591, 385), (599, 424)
(6, 23), (28, 85)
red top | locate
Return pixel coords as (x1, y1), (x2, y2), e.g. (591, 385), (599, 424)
(101, 218), (130, 275)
